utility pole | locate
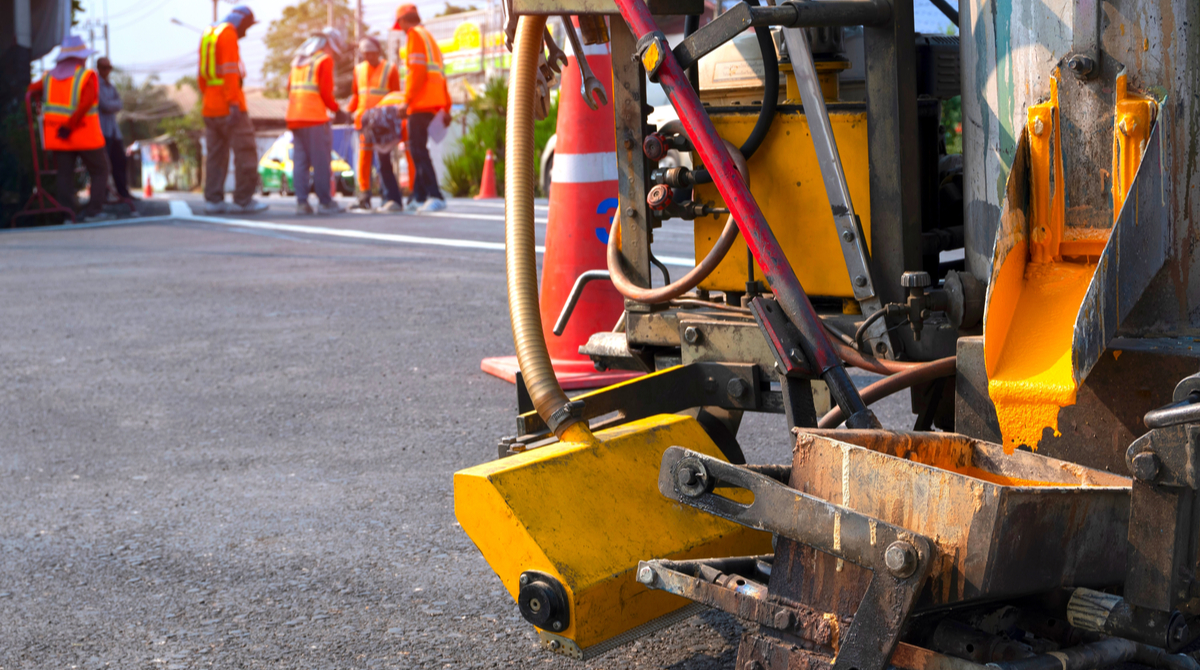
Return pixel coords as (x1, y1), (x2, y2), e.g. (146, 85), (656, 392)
(213, 0), (218, 22)
(327, 0), (334, 28)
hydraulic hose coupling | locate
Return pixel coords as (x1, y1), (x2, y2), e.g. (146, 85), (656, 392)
(643, 133), (668, 162)
(647, 184), (673, 212)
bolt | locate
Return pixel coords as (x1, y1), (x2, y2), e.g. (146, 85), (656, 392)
(1132, 452), (1161, 482)
(683, 326), (702, 344)
(773, 610), (795, 630)
(624, 139), (634, 149)
(703, 377), (718, 393)
(842, 230), (855, 243)
(884, 541), (918, 578)
(1067, 54), (1095, 77)
(1170, 620), (1187, 646)
(1033, 118), (1044, 136)
(519, 574), (530, 586)
(853, 275), (868, 287)
(625, 207), (637, 218)
(727, 377), (748, 398)
(678, 466), (700, 486)
(552, 621), (562, 630)
(549, 639), (562, 651)
(875, 341), (889, 355)
(1119, 118), (1129, 136)
(529, 597), (542, 613)
(788, 348), (804, 365)
(637, 566), (655, 585)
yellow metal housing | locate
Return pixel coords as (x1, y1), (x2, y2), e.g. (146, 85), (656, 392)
(693, 104), (872, 297)
(454, 414), (772, 655)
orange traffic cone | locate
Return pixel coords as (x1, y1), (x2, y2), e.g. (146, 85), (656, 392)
(143, 178), (152, 198)
(481, 25), (638, 390)
(474, 149), (498, 200)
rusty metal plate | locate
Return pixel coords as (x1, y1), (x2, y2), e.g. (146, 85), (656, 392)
(513, 0), (701, 16)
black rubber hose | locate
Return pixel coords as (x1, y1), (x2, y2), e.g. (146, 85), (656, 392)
(684, 14), (700, 92)
(691, 0), (778, 183)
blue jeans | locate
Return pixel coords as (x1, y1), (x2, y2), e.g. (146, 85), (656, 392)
(292, 123), (332, 206)
(376, 150), (403, 205)
(407, 112), (443, 203)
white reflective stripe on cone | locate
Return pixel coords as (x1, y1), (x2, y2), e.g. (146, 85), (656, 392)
(550, 152), (618, 184)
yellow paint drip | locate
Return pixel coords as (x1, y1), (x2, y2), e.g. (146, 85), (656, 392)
(988, 257), (1098, 453)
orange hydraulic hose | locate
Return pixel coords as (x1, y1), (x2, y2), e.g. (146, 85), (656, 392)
(606, 139), (748, 304)
(505, 15), (593, 441)
(817, 356), (957, 428)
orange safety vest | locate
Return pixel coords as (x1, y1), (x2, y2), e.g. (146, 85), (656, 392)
(286, 51), (332, 125)
(353, 60), (393, 129)
(41, 66), (104, 152)
(406, 26), (450, 112)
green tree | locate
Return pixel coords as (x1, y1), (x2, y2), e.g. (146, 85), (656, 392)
(442, 77), (557, 197)
(262, 0), (357, 99)
(157, 77), (205, 189)
(110, 71), (183, 142)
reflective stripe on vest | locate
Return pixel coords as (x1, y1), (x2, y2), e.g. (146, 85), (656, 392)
(42, 66), (104, 151)
(286, 52), (331, 124)
(409, 26), (445, 76)
(354, 61), (393, 128)
(200, 23), (232, 86)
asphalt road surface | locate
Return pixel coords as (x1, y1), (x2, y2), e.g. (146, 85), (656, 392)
(0, 195), (915, 669)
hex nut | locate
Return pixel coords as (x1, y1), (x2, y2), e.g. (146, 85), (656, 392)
(676, 457), (710, 498)
(519, 574), (529, 586)
(683, 326), (702, 344)
(773, 610), (794, 630)
(841, 230), (855, 242)
(549, 639), (562, 651)
(637, 566), (655, 585)
(727, 377), (748, 398)
(884, 541), (918, 578)
(1132, 452), (1161, 482)
(853, 275), (868, 287)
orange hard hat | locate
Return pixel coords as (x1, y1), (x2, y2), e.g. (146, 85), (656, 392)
(393, 3), (420, 28)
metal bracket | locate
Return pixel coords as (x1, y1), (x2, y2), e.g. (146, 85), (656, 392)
(658, 447), (933, 670)
(778, 25), (892, 358)
(673, 1), (754, 71)
(1067, 0), (1101, 78)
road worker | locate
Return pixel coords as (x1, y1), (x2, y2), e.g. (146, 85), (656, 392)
(345, 36), (404, 213)
(197, 4), (267, 214)
(393, 3), (452, 212)
(286, 27), (348, 215)
(27, 34), (110, 222)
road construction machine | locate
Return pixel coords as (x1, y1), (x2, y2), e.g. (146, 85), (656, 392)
(455, 1), (1200, 668)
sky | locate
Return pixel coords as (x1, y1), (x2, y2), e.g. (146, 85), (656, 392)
(47, 0), (956, 88)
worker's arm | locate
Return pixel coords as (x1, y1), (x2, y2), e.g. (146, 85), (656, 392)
(404, 30), (427, 106)
(318, 57), (339, 113)
(345, 69), (359, 114)
(27, 78), (44, 98)
(66, 72), (99, 129)
(218, 28), (242, 112)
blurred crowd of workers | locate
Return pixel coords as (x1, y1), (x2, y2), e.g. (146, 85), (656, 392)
(29, 2), (452, 222)
(198, 3), (450, 216)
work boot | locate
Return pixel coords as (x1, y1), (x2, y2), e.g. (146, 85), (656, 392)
(349, 195), (373, 213)
(296, 202), (314, 215)
(418, 198), (446, 213)
(204, 200), (227, 214)
(228, 199), (269, 214)
(403, 200), (421, 213)
(317, 202), (343, 215)
(376, 200), (404, 213)
(80, 211), (114, 223)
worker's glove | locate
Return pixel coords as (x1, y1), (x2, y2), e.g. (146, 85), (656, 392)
(56, 125), (73, 140)
(333, 109), (352, 125)
(228, 105), (244, 122)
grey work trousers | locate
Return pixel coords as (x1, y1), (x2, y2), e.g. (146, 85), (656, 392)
(204, 108), (258, 207)
(55, 148), (109, 216)
(292, 123), (333, 206)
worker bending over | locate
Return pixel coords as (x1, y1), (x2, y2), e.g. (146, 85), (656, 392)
(345, 37), (404, 213)
(198, 5), (267, 214)
(393, 4), (451, 212)
(28, 35), (110, 222)
(286, 27), (348, 215)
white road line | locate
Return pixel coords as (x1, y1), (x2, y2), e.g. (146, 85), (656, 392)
(4, 202), (698, 267)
